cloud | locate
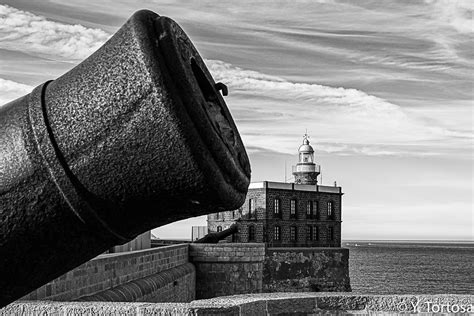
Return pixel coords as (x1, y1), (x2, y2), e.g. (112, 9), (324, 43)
(0, 5), (109, 61)
(206, 59), (470, 156)
(0, 78), (32, 106)
(425, 0), (474, 34)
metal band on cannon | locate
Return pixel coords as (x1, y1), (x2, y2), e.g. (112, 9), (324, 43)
(0, 10), (250, 306)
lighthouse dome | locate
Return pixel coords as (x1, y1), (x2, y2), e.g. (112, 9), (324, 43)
(298, 137), (314, 153)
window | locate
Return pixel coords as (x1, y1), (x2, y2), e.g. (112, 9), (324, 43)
(216, 212), (220, 220)
(274, 199), (281, 218)
(232, 232), (238, 242)
(328, 226), (334, 241)
(306, 201), (313, 218)
(289, 226), (298, 241)
(217, 226), (222, 232)
(327, 201), (333, 219)
(306, 226), (313, 241)
(290, 226), (297, 241)
(290, 199), (297, 217)
(248, 226), (255, 241)
(273, 226), (281, 241)
(314, 201), (319, 219)
(313, 226), (319, 241)
(249, 198), (256, 218)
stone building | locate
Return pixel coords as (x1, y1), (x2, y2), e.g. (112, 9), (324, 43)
(208, 135), (343, 247)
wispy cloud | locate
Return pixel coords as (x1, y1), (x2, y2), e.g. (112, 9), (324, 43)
(0, 78), (32, 106)
(425, 0), (473, 34)
(0, 5), (109, 61)
(207, 59), (471, 156)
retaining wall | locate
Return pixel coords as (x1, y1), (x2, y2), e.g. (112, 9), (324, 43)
(21, 244), (194, 302)
(189, 243), (265, 299)
(264, 247), (351, 292)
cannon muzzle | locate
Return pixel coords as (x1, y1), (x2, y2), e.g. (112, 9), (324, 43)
(0, 10), (250, 306)
(194, 223), (238, 243)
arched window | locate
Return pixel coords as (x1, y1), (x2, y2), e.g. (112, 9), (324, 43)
(273, 226), (281, 241)
(248, 226), (255, 241)
(217, 226), (222, 232)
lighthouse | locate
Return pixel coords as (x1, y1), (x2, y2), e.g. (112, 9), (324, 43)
(292, 134), (320, 185)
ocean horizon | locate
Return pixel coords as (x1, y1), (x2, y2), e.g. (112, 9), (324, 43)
(345, 240), (473, 295)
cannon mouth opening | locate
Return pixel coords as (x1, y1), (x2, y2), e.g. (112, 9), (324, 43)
(155, 16), (251, 195)
(190, 57), (236, 149)
(190, 58), (217, 103)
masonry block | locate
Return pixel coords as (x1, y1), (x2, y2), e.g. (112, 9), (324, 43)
(189, 243), (265, 299)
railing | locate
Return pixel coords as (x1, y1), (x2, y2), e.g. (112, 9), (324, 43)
(292, 164), (321, 173)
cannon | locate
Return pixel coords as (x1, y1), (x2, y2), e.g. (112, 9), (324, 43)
(194, 223), (238, 243)
(0, 10), (250, 307)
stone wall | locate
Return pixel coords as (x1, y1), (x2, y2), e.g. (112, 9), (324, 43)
(21, 244), (194, 302)
(264, 247), (351, 292)
(108, 231), (151, 253)
(4, 294), (472, 315)
(189, 243), (265, 299)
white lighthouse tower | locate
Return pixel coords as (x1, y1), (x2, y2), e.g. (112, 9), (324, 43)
(292, 134), (320, 185)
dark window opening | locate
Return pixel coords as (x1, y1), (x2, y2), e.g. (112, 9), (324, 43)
(248, 226), (255, 241)
(313, 226), (319, 241)
(314, 201), (319, 219)
(217, 226), (222, 232)
(328, 226), (334, 241)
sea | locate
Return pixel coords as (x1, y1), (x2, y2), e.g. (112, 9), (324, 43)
(345, 241), (474, 295)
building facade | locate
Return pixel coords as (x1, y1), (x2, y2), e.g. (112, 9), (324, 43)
(207, 135), (343, 247)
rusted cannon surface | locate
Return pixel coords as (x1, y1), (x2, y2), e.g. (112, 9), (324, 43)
(0, 10), (250, 307)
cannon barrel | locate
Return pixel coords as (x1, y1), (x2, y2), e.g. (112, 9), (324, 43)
(0, 10), (250, 306)
(194, 223), (238, 243)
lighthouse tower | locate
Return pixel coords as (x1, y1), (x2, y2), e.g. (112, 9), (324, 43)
(292, 134), (320, 185)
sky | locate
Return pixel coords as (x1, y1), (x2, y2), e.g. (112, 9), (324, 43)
(1, 0), (472, 241)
